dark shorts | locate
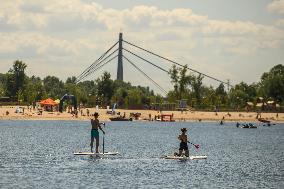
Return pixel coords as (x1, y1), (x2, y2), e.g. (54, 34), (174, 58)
(91, 129), (99, 138)
(179, 142), (188, 151)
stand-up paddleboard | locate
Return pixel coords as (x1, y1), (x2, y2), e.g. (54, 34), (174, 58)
(162, 155), (207, 160)
(74, 151), (119, 156)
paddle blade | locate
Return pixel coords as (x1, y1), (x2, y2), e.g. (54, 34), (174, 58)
(194, 144), (200, 149)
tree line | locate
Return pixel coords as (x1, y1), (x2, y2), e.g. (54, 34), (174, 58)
(0, 60), (163, 109)
(0, 60), (283, 111)
(167, 64), (284, 111)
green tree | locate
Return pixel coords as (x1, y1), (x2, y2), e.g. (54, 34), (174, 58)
(0, 73), (6, 97)
(191, 74), (204, 107)
(202, 86), (217, 109)
(168, 65), (206, 108)
(111, 80), (132, 107)
(43, 76), (65, 99)
(169, 65), (193, 99)
(215, 83), (227, 106)
(96, 72), (114, 105)
(111, 87), (128, 108)
(77, 80), (97, 106)
(6, 60), (27, 98)
(169, 65), (179, 96)
(66, 76), (77, 84)
(78, 80), (97, 96)
(64, 82), (87, 105)
(228, 82), (257, 109)
(24, 76), (46, 104)
(126, 88), (142, 108)
(259, 64), (284, 104)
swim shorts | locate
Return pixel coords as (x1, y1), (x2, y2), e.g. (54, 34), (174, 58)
(91, 129), (99, 138)
(179, 142), (188, 151)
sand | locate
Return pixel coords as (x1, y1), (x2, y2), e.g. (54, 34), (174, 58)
(0, 106), (283, 123)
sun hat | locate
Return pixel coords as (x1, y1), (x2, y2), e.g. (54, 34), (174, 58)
(94, 112), (99, 117)
(181, 128), (187, 132)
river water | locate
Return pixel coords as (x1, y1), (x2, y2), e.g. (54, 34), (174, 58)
(0, 120), (283, 189)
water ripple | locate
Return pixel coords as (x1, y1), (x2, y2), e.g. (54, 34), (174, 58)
(0, 120), (283, 188)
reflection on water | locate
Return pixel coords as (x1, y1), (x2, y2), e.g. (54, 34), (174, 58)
(0, 120), (283, 188)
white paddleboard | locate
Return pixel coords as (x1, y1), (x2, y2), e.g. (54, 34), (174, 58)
(74, 151), (119, 156)
(163, 155), (207, 160)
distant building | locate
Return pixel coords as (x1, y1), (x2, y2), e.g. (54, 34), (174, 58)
(176, 99), (188, 111)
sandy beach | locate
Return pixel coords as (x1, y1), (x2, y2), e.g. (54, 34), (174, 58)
(0, 106), (283, 123)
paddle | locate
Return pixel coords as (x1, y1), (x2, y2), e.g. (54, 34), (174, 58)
(188, 141), (200, 149)
(102, 133), (105, 154)
(101, 122), (105, 154)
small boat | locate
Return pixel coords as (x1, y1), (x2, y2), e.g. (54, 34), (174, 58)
(241, 123), (257, 128)
(241, 125), (250, 128)
(109, 117), (132, 121)
(258, 118), (270, 123)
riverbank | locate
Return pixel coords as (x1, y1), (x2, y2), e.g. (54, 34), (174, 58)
(0, 106), (283, 123)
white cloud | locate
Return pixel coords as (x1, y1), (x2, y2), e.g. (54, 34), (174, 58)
(0, 0), (284, 89)
(0, 0), (47, 30)
(267, 0), (284, 14)
(0, 32), (97, 56)
(275, 18), (284, 26)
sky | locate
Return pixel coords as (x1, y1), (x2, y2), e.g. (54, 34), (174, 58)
(0, 0), (284, 94)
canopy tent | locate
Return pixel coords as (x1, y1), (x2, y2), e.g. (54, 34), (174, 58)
(39, 98), (58, 111)
(258, 97), (264, 100)
(246, 102), (254, 106)
(267, 100), (274, 104)
(256, 103), (265, 107)
(40, 98), (58, 106)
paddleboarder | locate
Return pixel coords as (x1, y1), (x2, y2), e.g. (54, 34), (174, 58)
(177, 128), (189, 157)
(90, 112), (105, 153)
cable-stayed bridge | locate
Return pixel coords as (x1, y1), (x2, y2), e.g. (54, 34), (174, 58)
(75, 33), (230, 95)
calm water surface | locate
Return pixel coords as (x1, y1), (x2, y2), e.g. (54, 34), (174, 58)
(0, 120), (283, 189)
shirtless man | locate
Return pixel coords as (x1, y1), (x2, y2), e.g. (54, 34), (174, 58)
(90, 112), (105, 153)
(177, 128), (189, 157)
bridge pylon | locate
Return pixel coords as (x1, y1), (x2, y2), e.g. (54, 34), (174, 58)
(117, 33), (123, 81)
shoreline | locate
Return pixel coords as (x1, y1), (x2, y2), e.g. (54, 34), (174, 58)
(0, 106), (283, 123)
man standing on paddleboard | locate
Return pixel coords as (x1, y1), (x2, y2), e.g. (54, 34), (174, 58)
(177, 128), (189, 157)
(90, 112), (105, 153)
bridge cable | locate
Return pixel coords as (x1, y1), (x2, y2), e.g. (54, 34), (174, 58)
(76, 47), (119, 83)
(79, 55), (118, 82)
(123, 40), (231, 86)
(76, 48), (119, 82)
(76, 41), (118, 82)
(123, 55), (168, 95)
(76, 41), (118, 83)
(123, 48), (169, 74)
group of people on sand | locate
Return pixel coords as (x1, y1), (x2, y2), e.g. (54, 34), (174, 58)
(89, 112), (190, 156)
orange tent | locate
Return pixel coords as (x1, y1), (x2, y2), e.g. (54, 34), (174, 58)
(39, 98), (58, 106)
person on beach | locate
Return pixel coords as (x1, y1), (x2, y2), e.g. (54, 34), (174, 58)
(236, 122), (240, 127)
(175, 128), (189, 157)
(220, 116), (225, 125)
(90, 112), (105, 153)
